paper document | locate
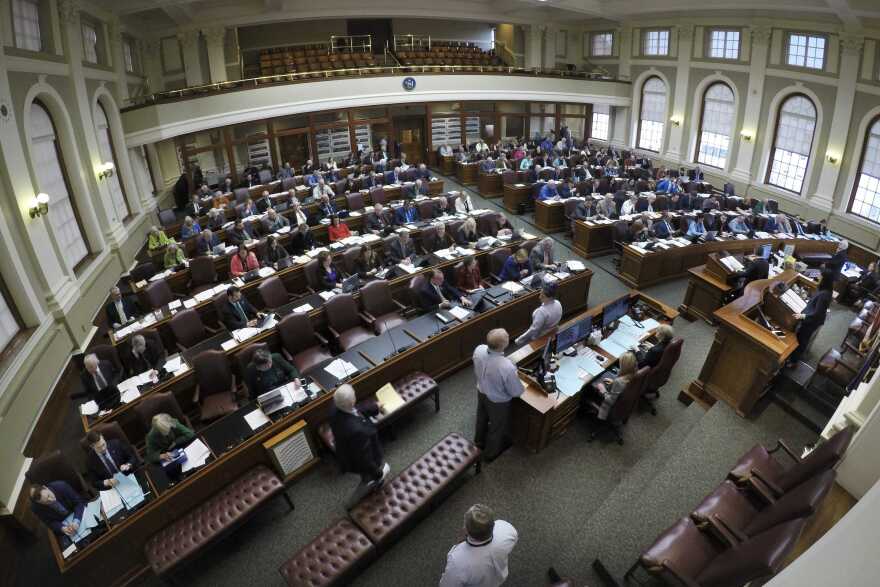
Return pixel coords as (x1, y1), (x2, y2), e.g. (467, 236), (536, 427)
(163, 355), (183, 372)
(293, 303), (313, 314)
(324, 358), (359, 380)
(566, 260), (586, 272)
(168, 299), (182, 310)
(318, 290), (336, 301)
(449, 306), (471, 320)
(233, 327), (261, 342)
(221, 339), (238, 351)
(114, 473), (145, 509)
(502, 281), (524, 294)
(244, 409), (270, 431)
(194, 289), (215, 302)
(599, 338), (629, 359)
(257, 266), (276, 278)
(396, 263), (418, 275)
(79, 401), (99, 416)
(181, 439), (211, 473)
(183, 298), (198, 309)
(376, 383), (405, 414)
(100, 488), (123, 518)
(120, 388), (140, 404)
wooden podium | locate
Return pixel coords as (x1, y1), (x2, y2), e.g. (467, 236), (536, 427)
(679, 253), (739, 323)
(478, 171), (503, 197)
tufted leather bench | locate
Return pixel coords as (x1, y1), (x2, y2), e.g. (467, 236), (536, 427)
(144, 465), (291, 577)
(278, 519), (376, 587)
(349, 433), (481, 547)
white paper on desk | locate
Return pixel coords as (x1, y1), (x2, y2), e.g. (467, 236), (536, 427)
(449, 306), (471, 320)
(329, 242), (345, 250)
(100, 488), (123, 517)
(361, 233), (381, 243)
(258, 266), (276, 278)
(244, 409), (270, 431)
(173, 365), (190, 377)
(396, 263), (417, 275)
(181, 439), (211, 473)
(79, 401), (99, 416)
(349, 211), (362, 217)
(325, 358), (359, 380)
(318, 290), (336, 301)
(455, 247), (477, 256)
(276, 225), (291, 234)
(164, 355), (183, 372)
(168, 299), (182, 310)
(233, 327), (261, 342)
(135, 279), (148, 289)
(62, 543), (77, 559)
(141, 314), (157, 326)
(434, 248), (456, 260)
(521, 232), (538, 240)
(194, 289), (215, 302)
(566, 260), (586, 272)
(115, 325), (131, 339)
(502, 281), (524, 293)
(553, 271), (571, 280)
(183, 298), (198, 309)
(221, 339), (238, 351)
(293, 303), (314, 314)
(294, 255), (311, 264)
(599, 338), (629, 359)
(260, 314), (278, 331)
(306, 247), (328, 258)
(120, 388), (140, 404)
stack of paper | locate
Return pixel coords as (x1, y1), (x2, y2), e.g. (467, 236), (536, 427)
(79, 401), (99, 416)
(325, 358), (359, 380)
(449, 306), (471, 320)
(244, 409), (270, 431)
(396, 263), (418, 275)
(164, 355), (183, 372)
(168, 299), (183, 310)
(720, 256), (744, 272)
(233, 327), (261, 342)
(293, 303), (313, 314)
(194, 289), (215, 302)
(502, 281), (524, 294)
(257, 266), (276, 278)
(318, 290), (336, 301)
(376, 383), (406, 414)
(183, 298), (198, 309)
(221, 339), (238, 351)
(181, 439), (211, 473)
(100, 487), (123, 518)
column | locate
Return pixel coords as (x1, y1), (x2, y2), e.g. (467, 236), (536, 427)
(108, 19), (129, 103)
(665, 25), (694, 162)
(731, 25), (771, 184)
(542, 25), (557, 70)
(524, 25), (543, 69)
(617, 26), (632, 81)
(177, 29), (205, 87)
(810, 35), (863, 211)
(139, 38), (164, 94)
(610, 107), (630, 149)
(203, 26), (228, 84)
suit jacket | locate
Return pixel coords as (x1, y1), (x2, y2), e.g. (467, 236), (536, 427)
(227, 227), (253, 247)
(79, 360), (121, 401)
(255, 197), (273, 213)
(572, 200), (593, 221)
(454, 228), (478, 247)
(123, 337), (166, 377)
(31, 481), (86, 535)
(637, 340), (668, 370)
(415, 280), (462, 312)
(421, 232), (451, 254)
(365, 211), (391, 233)
(801, 290), (832, 330)
(736, 258), (770, 285)
(263, 244), (289, 266)
(85, 440), (139, 490)
(328, 409), (383, 477)
(319, 202), (338, 219)
(196, 233), (221, 255)
(244, 353), (299, 400)
(395, 206), (420, 225)
(186, 201), (204, 218)
(652, 219), (673, 239)
(220, 298), (258, 331)
(387, 237), (416, 264)
(105, 296), (140, 327)
(289, 230), (315, 254)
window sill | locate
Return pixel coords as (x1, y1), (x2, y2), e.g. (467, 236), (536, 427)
(0, 328), (37, 384)
(3, 47), (66, 62)
(73, 252), (100, 278)
(82, 61), (114, 72)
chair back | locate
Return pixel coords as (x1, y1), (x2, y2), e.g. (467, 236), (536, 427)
(654, 194), (668, 211)
(342, 246), (362, 275)
(678, 216), (690, 233)
(520, 239), (538, 256)
(158, 209), (177, 227)
(281, 177), (297, 191)
(346, 192), (365, 211)
(194, 349), (235, 397)
(134, 391), (188, 430)
(360, 280), (396, 317)
(189, 255), (217, 288)
(90, 343), (123, 374)
(145, 280), (173, 310)
(418, 200), (435, 219)
(258, 169), (273, 184)
(382, 235), (398, 259)
(369, 186), (386, 206)
(335, 179), (348, 195)
(131, 262), (156, 283)
(778, 425), (854, 491)
(645, 338), (683, 392)
(489, 248), (511, 278)
(746, 470), (835, 537)
(325, 294), (360, 332)
(608, 366), (649, 424)
(420, 226), (438, 251)
(234, 187), (249, 204)
(446, 193), (458, 210)
(640, 517), (720, 585)
(258, 276), (289, 309)
(279, 313), (319, 356)
(78, 421), (133, 454)
(234, 342), (268, 380)
(564, 199), (578, 220)
(26, 450), (92, 498)
(766, 199), (779, 214)
(612, 221), (630, 245)
(303, 259), (321, 291)
(120, 329), (166, 373)
(170, 308), (207, 349)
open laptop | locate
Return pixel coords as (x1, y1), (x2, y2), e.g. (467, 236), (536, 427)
(241, 269), (260, 283)
(257, 387), (287, 416)
(341, 274), (360, 293)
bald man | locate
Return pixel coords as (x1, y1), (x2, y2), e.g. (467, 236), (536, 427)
(78, 353), (121, 409)
(472, 329), (524, 462)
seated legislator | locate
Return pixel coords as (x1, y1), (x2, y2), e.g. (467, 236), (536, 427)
(205, 207), (226, 231)
(841, 261), (880, 305)
(290, 198), (310, 226)
(106, 286), (139, 329)
(123, 333), (166, 377)
(163, 242), (186, 270)
(262, 208), (289, 233)
(727, 214), (751, 235)
(456, 256), (483, 292)
(529, 237), (558, 273)
(455, 218), (479, 247)
(262, 235), (289, 266)
(227, 220), (255, 247)
(289, 223), (315, 255)
(387, 231), (417, 265)
(220, 286), (261, 330)
(538, 180), (560, 201)
(620, 194), (638, 216)
(313, 179), (336, 203)
(395, 200), (421, 225)
(145, 413), (196, 465)
(595, 194), (617, 219)
(29, 482), (87, 539)
(354, 246), (382, 279)
(84, 430), (138, 490)
(422, 223), (453, 253)
(433, 196), (451, 217)
(572, 198), (595, 222)
(587, 351), (637, 421)
(455, 192), (476, 214)
(79, 353), (121, 409)
(499, 249), (531, 282)
(186, 194), (205, 219)
(180, 216), (201, 239)
(686, 214), (707, 239)
(636, 324), (674, 369)
(195, 229), (221, 256)
(652, 211), (676, 239)
(515, 283), (562, 345)
(230, 246), (260, 277)
(317, 251), (342, 290)
(365, 203), (392, 235)
(240, 198), (260, 217)
(317, 193), (339, 218)
(733, 254), (770, 291)
(147, 226), (173, 252)
(255, 190), (274, 213)
(244, 348), (300, 400)
(328, 215), (352, 242)
(405, 179), (429, 198)
(416, 269), (471, 312)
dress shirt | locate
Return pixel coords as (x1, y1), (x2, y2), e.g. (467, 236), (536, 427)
(439, 520), (519, 587)
(455, 195), (475, 214)
(686, 220), (706, 237)
(114, 300), (128, 324)
(538, 184), (559, 200)
(472, 345), (524, 403)
(292, 208), (308, 226)
(519, 158), (532, 171)
(728, 217), (750, 234)
(515, 299), (563, 345)
(313, 184), (335, 199)
(620, 200), (637, 216)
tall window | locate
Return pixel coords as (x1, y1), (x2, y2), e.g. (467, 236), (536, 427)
(787, 33), (825, 70)
(0, 278), (21, 355)
(850, 118), (880, 223)
(638, 77), (667, 152)
(767, 94), (816, 193)
(29, 102), (89, 270)
(709, 30), (739, 60)
(123, 38), (136, 73)
(696, 83), (736, 168)
(592, 104), (610, 141)
(95, 103), (131, 221)
(12, 0), (42, 52)
(643, 30), (669, 56)
(82, 21), (98, 63)
(591, 33), (613, 57)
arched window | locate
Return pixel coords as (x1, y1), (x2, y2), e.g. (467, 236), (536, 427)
(766, 94), (816, 193)
(637, 77), (666, 152)
(29, 101), (89, 269)
(696, 83), (735, 168)
(95, 102), (131, 221)
(850, 117), (880, 223)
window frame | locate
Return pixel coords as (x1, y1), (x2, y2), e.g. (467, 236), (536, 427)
(707, 28), (741, 60)
(122, 35), (137, 73)
(637, 76), (667, 153)
(847, 115), (880, 225)
(0, 275), (25, 359)
(764, 93), (817, 195)
(694, 82), (736, 169)
(590, 31), (614, 57)
(642, 29), (670, 57)
(785, 32), (827, 71)
(81, 18), (100, 64)
(96, 102), (132, 222)
(10, 0), (43, 53)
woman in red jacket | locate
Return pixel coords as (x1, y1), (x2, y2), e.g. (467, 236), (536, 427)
(327, 215), (351, 242)
(230, 246), (260, 277)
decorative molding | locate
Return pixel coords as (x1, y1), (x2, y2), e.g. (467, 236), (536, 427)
(202, 27), (227, 46)
(57, 0), (81, 25)
(750, 26), (772, 45)
(176, 30), (201, 51)
(677, 25), (694, 43)
(840, 35), (865, 57)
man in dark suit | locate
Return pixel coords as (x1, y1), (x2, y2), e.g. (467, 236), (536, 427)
(637, 324), (674, 369)
(84, 431), (139, 490)
(731, 255), (770, 298)
(652, 211), (675, 239)
(78, 353), (121, 409)
(329, 384), (390, 509)
(122, 333), (166, 377)
(255, 190), (274, 213)
(105, 287), (140, 330)
(416, 269), (469, 312)
(186, 194), (205, 219)
(421, 223), (452, 254)
(288, 223), (315, 255)
(365, 203), (392, 235)
(395, 200), (420, 225)
(220, 286), (261, 331)
(405, 179), (429, 199)
(227, 220), (254, 247)
(30, 482), (87, 538)
(386, 232), (417, 265)
(195, 229), (221, 256)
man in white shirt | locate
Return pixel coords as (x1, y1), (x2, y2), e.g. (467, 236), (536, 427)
(620, 194), (638, 216)
(473, 329), (524, 461)
(439, 504), (518, 587)
(439, 143), (453, 157)
(515, 283), (563, 346)
(455, 192), (476, 214)
(312, 178), (335, 200)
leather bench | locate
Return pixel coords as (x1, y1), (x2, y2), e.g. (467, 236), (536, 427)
(348, 433), (481, 547)
(279, 519), (376, 587)
(145, 465), (292, 577)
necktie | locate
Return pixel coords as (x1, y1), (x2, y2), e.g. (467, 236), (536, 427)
(116, 300), (127, 323)
(99, 451), (118, 475)
(235, 302), (247, 322)
(465, 199), (470, 213)
(95, 368), (107, 390)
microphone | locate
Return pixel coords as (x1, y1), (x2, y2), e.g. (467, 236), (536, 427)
(382, 318), (399, 358)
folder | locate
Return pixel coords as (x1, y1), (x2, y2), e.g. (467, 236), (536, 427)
(376, 383), (405, 415)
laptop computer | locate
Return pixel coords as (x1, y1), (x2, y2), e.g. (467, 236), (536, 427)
(276, 256), (295, 270)
(341, 274), (360, 293)
(485, 285), (508, 299)
(241, 269), (260, 283)
(212, 244), (226, 256)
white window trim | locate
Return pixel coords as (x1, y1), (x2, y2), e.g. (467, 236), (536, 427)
(785, 32), (827, 71)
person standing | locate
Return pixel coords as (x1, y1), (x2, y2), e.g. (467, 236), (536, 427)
(514, 284), (562, 346)
(439, 504), (519, 587)
(788, 273), (834, 366)
(473, 329), (524, 462)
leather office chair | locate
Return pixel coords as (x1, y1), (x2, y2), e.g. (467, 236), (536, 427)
(360, 280), (407, 334)
(611, 221), (631, 270)
(419, 226), (438, 254)
(817, 346), (862, 390)
(193, 350), (239, 421)
(89, 343), (123, 375)
(488, 248), (512, 283)
(258, 276), (295, 309)
(235, 203), (248, 219)
(26, 450), (95, 499)
(281, 177), (296, 192)
(144, 280), (177, 310)
(258, 169), (273, 184)
(188, 255), (217, 294)
(520, 238), (538, 257)
(445, 193), (458, 211)
(78, 421), (139, 466)
(158, 209), (177, 227)
(346, 192), (365, 211)
(563, 199), (579, 236)
(303, 259), (321, 293)
(501, 170), (516, 185)
(278, 313), (332, 375)
(130, 262), (157, 285)
(170, 308), (218, 352)
(335, 179), (348, 195)
(369, 186), (386, 206)
(407, 274), (426, 309)
(586, 366), (649, 445)
(135, 391), (192, 434)
(325, 294), (375, 351)
(642, 338), (683, 415)
(418, 200), (435, 220)
(341, 246), (362, 276)
(729, 425), (854, 498)
(234, 188), (250, 204)
(235, 341), (268, 381)
(654, 194), (668, 211)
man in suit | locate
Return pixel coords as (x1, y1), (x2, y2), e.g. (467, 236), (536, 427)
(195, 229), (221, 256)
(30, 482), (87, 538)
(227, 220), (254, 247)
(220, 286), (261, 330)
(123, 333), (166, 377)
(387, 231), (417, 265)
(637, 324), (674, 369)
(105, 287), (139, 330)
(652, 211), (675, 239)
(79, 353), (121, 409)
(84, 430), (138, 490)
(416, 269), (470, 312)
(421, 223), (452, 254)
(395, 200), (421, 225)
(415, 163), (431, 180)
(329, 384), (390, 509)
(529, 238), (558, 273)
(365, 203), (392, 235)
(186, 194), (205, 219)
(289, 223), (315, 255)
(405, 179), (429, 199)
(318, 194), (339, 219)
(262, 208), (289, 233)
(255, 190), (273, 213)
(733, 255), (770, 292)
(312, 178), (335, 201)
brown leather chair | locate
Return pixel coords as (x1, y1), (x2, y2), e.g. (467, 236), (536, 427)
(170, 308), (218, 352)
(342, 246), (362, 275)
(817, 346), (862, 389)
(145, 280), (177, 310)
(325, 294), (375, 351)
(488, 248), (512, 283)
(130, 262), (157, 285)
(119, 329), (167, 377)
(134, 391), (191, 433)
(729, 425), (854, 498)
(360, 280), (406, 334)
(258, 276), (295, 309)
(78, 421), (135, 455)
(89, 343), (123, 375)
(417, 200), (435, 220)
(25, 449), (94, 499)
(642, 337), (683, 415)
(303, 259), (321, 292)
(419, 225), (438, 254)
(235, 341), (268, 381)
(346, 192), (365, 211)
(233, 187), (249, 204)
(520, 238), (538, 257)
(369, 186), (386, 206)
(193, 350), (238, 421)
(278, 313), (332, 375)
(188, 256), (217, 294)
(408, 274), (426, 309)
(586, 366), (649, 445)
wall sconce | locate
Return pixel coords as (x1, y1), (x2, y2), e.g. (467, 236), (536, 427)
(97, 161), (115, 180)
(670, 117), (681, 127)
(740, 130), (753, 142)
(30, 192), (49, 218)
(826, 154), (839, 165)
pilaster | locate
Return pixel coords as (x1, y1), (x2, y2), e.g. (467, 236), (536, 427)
(731, 25), (771, 183)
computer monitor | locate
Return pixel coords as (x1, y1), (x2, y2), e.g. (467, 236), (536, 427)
(783, 244), (795, 257)
(602, 295), (630, 329)
(576, 316), (594, 341)
(555, 323), (580, 353)
(759, 244), (772, 260)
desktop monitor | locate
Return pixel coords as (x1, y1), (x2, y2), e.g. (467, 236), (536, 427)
(602, 295), (630, 329)
(576, 316), (594, 341)
(759, 244), (772, 260)
(783, 244), (795, 257)
(555, 323), (581, 353)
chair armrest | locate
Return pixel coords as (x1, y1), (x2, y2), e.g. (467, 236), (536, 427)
(204, 325), (220, 335)
(393, 299), (407, 312)
(710, 513), (746, 545)
(769, 439), (800, 463)
(328, 325), (341, 339)
(193, 384), (201, 403)
(744, 474), (778, 505)
(359, 312), (375, 325)
(176, 342), (188, 353)
(314, 331), (330, 346)
(749, 466), (783, 498)
(660, 560), (700, 587)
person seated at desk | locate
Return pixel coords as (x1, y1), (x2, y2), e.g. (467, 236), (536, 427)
(519, 154), (533, 172)
(305, 168), (321, 186)
(365, 203), (393, 235)
(762, 214), (780, 233)
(433, 196), (451, 218)
(605, 159), (620, 177)
(637, 324), (674, 369)
(538, 180), (560, 201)
(551, 154), (567, 169)
(312, 178), (336, 202)
(195, 229), (221, 256)
(354, 246), (382, 279)
(289, 198), (309, 227)
(620, 193), (638, 216)
(636, 194), (655, 213)
(422, 222), (453, 253)
(455, 217), (480, 247)
(407, 178), (429, 198)
(180, 216), (201, 240)
(240, 198), (260, 218)
(702, 196), (721, 212)
(455, 192), (476, 214)
(652, 211), (675, 239)
(145, 413), (196, 465)
(317, 250), (342, 290)
(480, 157), (496, 173)
(727, 214), (752, 235)
(529, 237), (558, 273)
(669, 192), (690, 211)
(289, 223), (315, 255)
(387, 231), (418, 266)
(417, 269), (471, 311)
(318, 193), (339, 219)
(244, 348), (299, 401)
(29, 482), (87, 539)
(586, 351), (637, 421)
(499, 248), (531, 282)
(123, 333), (166, 378)
(148, 226), (173, 252)
(456, 256), (483, 292)
(163, 242), (186, 270)
(262, 208), (289, 233)
(572, 198), (595, 223)
(515, 283), (562, 346)
(733, 254), (770, 290)
(221, 286), (261, 330)
(106, 286), (139, 330)
(84, 430), (138, 490)
(396, 200), (421, 225)
(656, 174), (674, 193)
(361, 170), (379, 188)
(496, 154), (511, 170)
(263, 235), (289, 267)
(841, 261), (880, 305)
(328, 215), (352, 242)
(595, 194), (617, 219)
(558, 179), (574, 198)
(186, 194), (205, 219)
(79, 353), (121, 408)
(686, 214), (707, 239)
(630, 219), (650, 243)
(230, 246), (260, 277)
(386, 166), (403, 185)
(255, 190), (274, 213)
(439, 143), (453, 157)
(277, 162), (293, 180)
(205, 207), (226, 231)
(227, 220), (254, 247)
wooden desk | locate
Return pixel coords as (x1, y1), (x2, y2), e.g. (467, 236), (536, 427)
(534, 200), (567, 233)
(503, 183), (532, 213)
(678, 265), (733, 324)
(571, 219), (615, 258)
(510, 291), (678, 453)
(456, 162), (479, 185)
(440, 156), (455, 175)
(478, 172), (503, 197)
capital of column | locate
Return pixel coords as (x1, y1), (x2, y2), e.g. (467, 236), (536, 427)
(840, 34), (865, 57)
(141, 37), (159, 54)
(57, 0), (81, 25)
(677, 25), (694, 43)
(177, 29), (201, 51)
(202, 26), (226, 46)
(750, 26), (772, 45)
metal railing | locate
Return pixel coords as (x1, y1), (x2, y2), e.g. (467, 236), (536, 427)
(329, 34), (372, 54)
(393, 34), (431, 52)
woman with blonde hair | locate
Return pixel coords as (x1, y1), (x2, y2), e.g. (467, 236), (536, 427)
(145, 413), (195, 464)
(592, 351), (637, 421)
(455, 217), (479, 246)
